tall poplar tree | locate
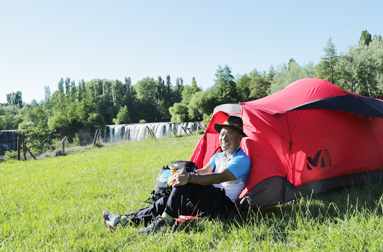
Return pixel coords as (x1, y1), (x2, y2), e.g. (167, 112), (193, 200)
(44, 86), (51, 109)
(173, 78), (184, 103)
(70, 80), (76, 102)
(156, 76), (165, 102)
(58, 78), (65, 108)
(166, 75), (172, 104)
(65, 78), (71, 97)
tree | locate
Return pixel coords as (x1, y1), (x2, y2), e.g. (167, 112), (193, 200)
(19, 101), (46, 129)
(287, 58), (296, 70)
(6, 91), (23, 107)
(236, 73), (251, 102)
(23, 116), (56, 156)
(268, 61), (316, 94)
(70, 80), (76, 103)
(211, 65), (238, 104)
(65, 77), (71, 99)
(125, 77), (131, 93)
(0, 115), (6, 130)
(75, 90), (106, 129)
(78, 79), (85, 102)
(123, 77), (136, 121)
(110, 79), (125, 105)
(165, 75), (172, 104)
(103, 80), (108, 95)
(359, 30), (372, 46)
(334, 47), (356, 93)
(113, 105), (130, 125)
(4, 112), (23, 130)
(181, 77), (202, 105)
(335, 38), (383, 98)
(268, 65), (276, 80)
(44, 86), (51, 104)
(316, 38), (339, 84)
(57, 78), (65, 109)
(104, 104), (120, 124)
(94, 79), (101, 97)
(48, 78), (106, 130)
(373, 34), (382, 42)
(111, 81), (117, 103)
(169, 102), (188, 122)
(135, 77), (157, 102)
(134, 77), (157, 120)
(249, 75), (271, 100)
(187, 91), (215, 121)
(156, 99), (170, 120)
(156, 76), (165, 102)
(173, 78), (184, 103)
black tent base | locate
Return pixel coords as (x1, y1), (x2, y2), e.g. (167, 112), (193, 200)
(240, 169), (383, 210)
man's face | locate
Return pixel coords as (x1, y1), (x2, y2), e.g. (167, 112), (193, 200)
(219, 126), (242, 154)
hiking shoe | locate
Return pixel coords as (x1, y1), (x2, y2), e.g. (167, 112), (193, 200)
(138, 216), (175, 233)
(102, 210), (129, 231)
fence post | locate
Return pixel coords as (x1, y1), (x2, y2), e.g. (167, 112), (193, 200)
(26, 146), (36, 160)
(93, 129), (100, 146)
(17, 136), (21, 161)
(170, 128), (178, 137)
(181, 127), (191, 135)
(146, 126), (157, 140)
(23, 142), (27, 161)
(62, 136), (67, 155)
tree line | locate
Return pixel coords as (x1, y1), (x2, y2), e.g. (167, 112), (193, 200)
(1, 30), (383, 132)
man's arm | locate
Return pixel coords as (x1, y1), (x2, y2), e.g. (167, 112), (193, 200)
(195, 164), (214, 175)
(172, 165), (235, 187)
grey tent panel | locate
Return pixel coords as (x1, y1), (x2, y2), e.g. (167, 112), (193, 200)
(213, 103), (241, 115)
(288, 95), (383, 119)
(242, 170), (383, 209)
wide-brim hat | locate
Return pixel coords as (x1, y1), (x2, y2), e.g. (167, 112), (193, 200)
(214, 115), (247, 137)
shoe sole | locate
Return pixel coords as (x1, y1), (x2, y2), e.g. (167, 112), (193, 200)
(103, 211), (117, 231)
(104, 219), (117, 231)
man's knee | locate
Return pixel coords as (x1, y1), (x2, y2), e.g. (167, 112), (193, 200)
(156, 196), (169, 206)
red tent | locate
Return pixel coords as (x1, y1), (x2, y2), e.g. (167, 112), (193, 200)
(190, 78), (383, 208)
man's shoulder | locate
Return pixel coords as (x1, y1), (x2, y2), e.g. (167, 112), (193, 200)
(236, 149), (251, 160)
(232, 150), (251, 168)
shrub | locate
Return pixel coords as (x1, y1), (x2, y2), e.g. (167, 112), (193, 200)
(202, 113), (212, 126)
(113, 105), (130, 125)
(0, 115), (6, 130)
(4, 150), (17, 160)
(73, 133), (80, 147)
(23, 117), (56, 156)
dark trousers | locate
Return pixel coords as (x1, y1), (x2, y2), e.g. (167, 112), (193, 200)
(125, 169), (234, 223)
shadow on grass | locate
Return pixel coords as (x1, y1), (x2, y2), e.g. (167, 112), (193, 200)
(231, 181), (383, 242)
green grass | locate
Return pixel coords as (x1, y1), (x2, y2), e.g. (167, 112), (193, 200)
(1, 134), (383, 251)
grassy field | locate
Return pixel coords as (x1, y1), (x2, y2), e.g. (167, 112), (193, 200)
(1, 134), (383, 251)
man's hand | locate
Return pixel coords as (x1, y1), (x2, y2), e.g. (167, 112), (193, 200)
(171, 165), (236, 187)
(171, 168), (188, 187)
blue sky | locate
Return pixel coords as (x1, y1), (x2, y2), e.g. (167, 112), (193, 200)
(1, 0), (382, 104)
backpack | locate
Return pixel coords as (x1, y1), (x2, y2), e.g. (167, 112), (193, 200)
(145, 160), (197, 204)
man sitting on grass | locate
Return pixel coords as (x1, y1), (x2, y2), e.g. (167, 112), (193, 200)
(103, 115), (251, 233)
